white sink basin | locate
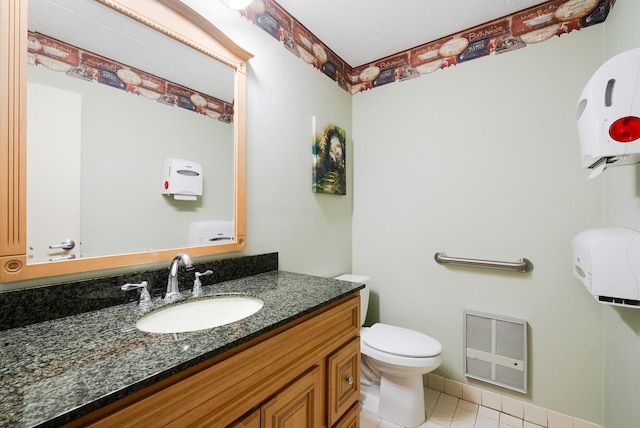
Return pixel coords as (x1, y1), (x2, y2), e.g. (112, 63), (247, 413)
(136, 295), (264, 334)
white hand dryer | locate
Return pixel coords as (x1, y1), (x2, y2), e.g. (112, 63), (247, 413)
(572, 228), (640, 308)
(188, 220), (234, 246)
(577, 48), (640, 178)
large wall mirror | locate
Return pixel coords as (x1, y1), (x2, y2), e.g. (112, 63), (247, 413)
(0, 0), (252, 282)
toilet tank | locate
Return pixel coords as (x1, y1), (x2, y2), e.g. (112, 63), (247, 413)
(334, 274), (370, 325)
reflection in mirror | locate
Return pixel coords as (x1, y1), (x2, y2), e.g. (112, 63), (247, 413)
(27, 0), (235, 263)
(0, 0), (251, 282)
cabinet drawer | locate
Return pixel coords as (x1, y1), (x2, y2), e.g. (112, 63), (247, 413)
(327, 337), (360, 426)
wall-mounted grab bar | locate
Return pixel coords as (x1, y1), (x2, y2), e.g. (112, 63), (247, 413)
(434, 252), (533, 273)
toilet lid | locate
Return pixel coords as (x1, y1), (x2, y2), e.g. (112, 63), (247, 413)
(362, 323), (442, 357)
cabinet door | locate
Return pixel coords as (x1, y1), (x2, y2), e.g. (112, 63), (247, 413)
(327, 337), (360, 426)
(333, 403), (360, 428)
(262, 366), (323, 428)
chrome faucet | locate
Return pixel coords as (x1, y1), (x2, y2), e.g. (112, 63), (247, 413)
(164, 253), (194, 301)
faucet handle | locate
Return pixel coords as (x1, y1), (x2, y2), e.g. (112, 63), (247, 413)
(192, 270), (213, 297)
(195, 270), (213, 279)
(121, 281), (152, 307)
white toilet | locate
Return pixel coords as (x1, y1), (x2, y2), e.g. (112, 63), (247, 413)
(335, 274), (442, 428)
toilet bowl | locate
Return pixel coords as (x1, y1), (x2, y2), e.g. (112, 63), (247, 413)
(335, 274), (442, 428)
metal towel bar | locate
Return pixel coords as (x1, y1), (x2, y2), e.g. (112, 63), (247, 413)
(434, 252), (533, 273)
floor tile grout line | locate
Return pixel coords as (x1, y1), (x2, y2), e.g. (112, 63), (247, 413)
(360, 387), (545, 428)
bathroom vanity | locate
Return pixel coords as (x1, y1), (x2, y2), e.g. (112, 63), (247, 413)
(0, 271), (363, 427)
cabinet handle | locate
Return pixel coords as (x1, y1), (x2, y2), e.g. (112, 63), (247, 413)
(346, 375), (353, 385)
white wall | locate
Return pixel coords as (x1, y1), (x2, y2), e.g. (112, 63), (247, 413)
(352, 28), (606, 423)
(601, 1), (640, 427)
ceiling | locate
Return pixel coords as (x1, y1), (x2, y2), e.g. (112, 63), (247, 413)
(274, 0), (552, 67)
(28, 0), (235, 102)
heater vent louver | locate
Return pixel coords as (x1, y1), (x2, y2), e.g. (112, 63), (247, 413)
(463, 311), (528, 393)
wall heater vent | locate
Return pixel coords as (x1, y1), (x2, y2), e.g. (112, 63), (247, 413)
(463, 310), (528, 393)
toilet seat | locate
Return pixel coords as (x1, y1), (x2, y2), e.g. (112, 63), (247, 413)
(362, 323), (442, 357)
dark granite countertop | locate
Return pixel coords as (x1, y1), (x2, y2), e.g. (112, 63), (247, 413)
(0, 271), (363, 427)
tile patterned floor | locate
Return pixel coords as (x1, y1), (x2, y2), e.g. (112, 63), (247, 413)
(360, 387), (597, 428)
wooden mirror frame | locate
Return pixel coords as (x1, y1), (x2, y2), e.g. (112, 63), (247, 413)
(0, 0), (252, 282)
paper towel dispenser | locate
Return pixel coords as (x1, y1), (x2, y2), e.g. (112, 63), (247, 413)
(572, 228), (640, 308)
(161, 158), (203, 201)
(577, 48), (640, 178)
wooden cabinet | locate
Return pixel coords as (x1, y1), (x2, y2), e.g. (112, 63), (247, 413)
(70, 294), (360, 428)
(333, 403), (360, 428)
(229, 367), (323, 428)
(261, 366), (323, 427)
(233, 337), (360, 428)
(327, 338), (360, 427)
(232, 409), (260, 428)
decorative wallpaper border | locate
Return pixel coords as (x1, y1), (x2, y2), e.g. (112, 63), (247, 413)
(237, 0), (615, 94)
(27, 31), (235, 123)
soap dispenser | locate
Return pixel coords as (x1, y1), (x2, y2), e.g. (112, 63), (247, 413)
(192, 270), (213, 297)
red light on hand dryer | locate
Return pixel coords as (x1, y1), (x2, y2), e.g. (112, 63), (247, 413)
(609, 116), (640, 142)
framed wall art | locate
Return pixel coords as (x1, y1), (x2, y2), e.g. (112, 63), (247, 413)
(312, 116), (346, 195)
